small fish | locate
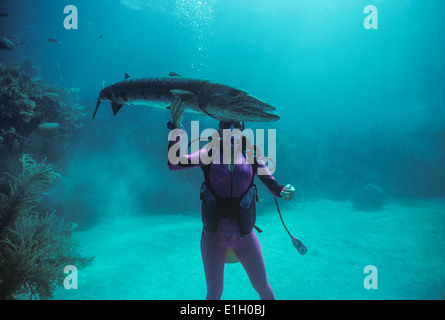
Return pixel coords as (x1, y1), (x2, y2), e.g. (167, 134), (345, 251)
(0, 13), (8, 18)
(0, 32), (17, 41)
(0, 38), (14, 51)
(38, 122), (60, 132)
(32, 77), (43, 83)
(55, 62), (61, 70)
(44, 92), (59, 99)
(98, 34), (103, 39)
(0, 38), (26, 51)
(83, 19), (94, 25)
(43, 38), (61, 44)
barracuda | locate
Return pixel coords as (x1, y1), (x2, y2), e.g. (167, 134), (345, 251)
(93, 73), (279, 122)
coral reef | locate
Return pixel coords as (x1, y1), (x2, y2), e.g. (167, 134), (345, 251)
(0, 63), (93, 299)
(0, 63), (86, 174)
(0, 155), (93, 300)
(352, 183), (389, 211)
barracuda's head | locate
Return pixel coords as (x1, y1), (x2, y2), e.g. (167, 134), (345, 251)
(199, 82), (280, 122)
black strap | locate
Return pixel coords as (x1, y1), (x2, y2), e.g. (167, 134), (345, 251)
(274, 196), (291, 236)
(253, 225), (263, 233)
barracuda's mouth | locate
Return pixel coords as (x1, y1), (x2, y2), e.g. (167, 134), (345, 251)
(230, 95), (276, 111)
(217, 105), (279, 122)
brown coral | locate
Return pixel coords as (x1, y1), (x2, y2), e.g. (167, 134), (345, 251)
(0, 63), (86, 165)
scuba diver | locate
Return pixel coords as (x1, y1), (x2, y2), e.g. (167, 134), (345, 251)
(167, 100), (296, 300)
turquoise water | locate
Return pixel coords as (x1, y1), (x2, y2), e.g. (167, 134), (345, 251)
(1, 0), (444, 300)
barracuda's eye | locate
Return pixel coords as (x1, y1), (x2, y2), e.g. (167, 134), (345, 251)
(229, 89), (241, 97)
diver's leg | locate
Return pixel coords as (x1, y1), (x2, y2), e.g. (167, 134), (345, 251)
(233, 231), (276, 300)
(201, 229), (227, 300)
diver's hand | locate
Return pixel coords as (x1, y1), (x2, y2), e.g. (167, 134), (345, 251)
(170, 99), (185, 129)
(280, 184), (295, 201)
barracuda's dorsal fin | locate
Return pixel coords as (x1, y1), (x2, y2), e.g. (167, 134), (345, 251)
(124, 72), (130, 79)
(169, 72), (182, 77)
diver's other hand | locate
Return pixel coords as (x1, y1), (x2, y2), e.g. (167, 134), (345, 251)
(170, 99), (185, 129)
(280, 184), (295, 201)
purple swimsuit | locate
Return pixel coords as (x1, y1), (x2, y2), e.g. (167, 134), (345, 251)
(168, 135), (283, 300)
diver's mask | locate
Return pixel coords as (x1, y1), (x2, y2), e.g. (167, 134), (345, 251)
(218, 121), (244, 146)
(218, 121), (244, 131)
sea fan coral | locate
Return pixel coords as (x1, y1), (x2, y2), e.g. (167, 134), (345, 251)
(0, 155), (93, 300)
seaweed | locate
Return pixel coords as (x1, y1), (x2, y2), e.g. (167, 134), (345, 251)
(0, 155), (93, 300)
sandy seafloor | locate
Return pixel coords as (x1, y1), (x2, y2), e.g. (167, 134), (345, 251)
(53, 198), (445, 300)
